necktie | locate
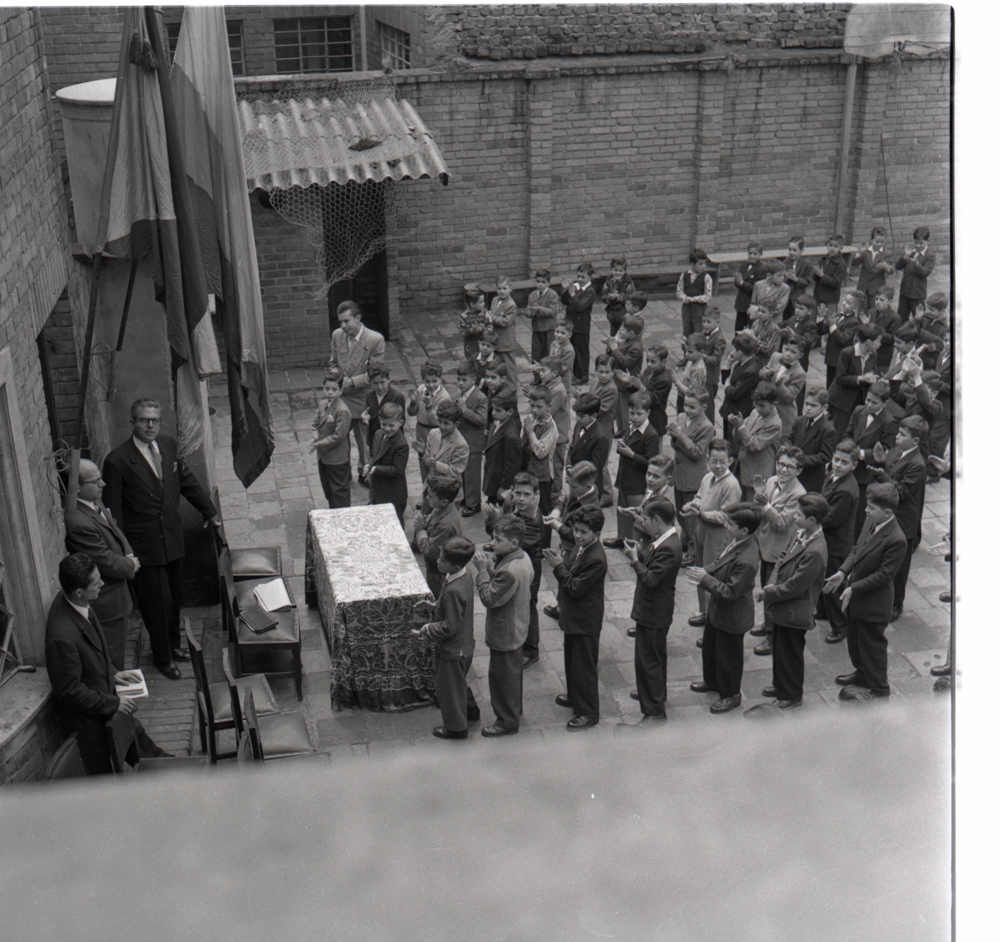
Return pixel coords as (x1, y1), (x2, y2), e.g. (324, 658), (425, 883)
(149, 442), (162, 479)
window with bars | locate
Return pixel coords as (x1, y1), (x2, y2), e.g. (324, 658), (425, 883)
(273, 16), (354, 73)
(379, 21), (411, 70)
(164, 19), (245, 75)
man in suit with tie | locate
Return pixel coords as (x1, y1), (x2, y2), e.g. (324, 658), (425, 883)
(45, 554), (169, 774)
(328, 300), (386, 477)
(102, 399), (217, 679)
(815, 441), (860, 644)
(823, 483), (908, 698)
(63, 459), (140, 670)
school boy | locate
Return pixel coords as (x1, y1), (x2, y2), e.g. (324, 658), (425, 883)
(525, 269), (562, 363)
(363, 361), (406, 453)
(781, 235), (813, 318)
(568, 394), (611, 503)
(601, 257), (635, 334)
(720, 331), (761, 441)
(416, 401), (469, 495)
(729, 381), (783, 500)
(533, 355), (571, 497)
(561, 262), (597, 385)
(407, 359), (451, 451)
(414, 474), (464, 599)
(780, 295), (820, 375)
(847, 380), (899, 538)
(818, 292), (863, 387)
(789, 387), (839, 494)
(827, 321), (882, 439)
(759, 334), (807, 438)
(701, 306), (728, 425)
(667, 389), (715, 560)
(812, 234), (848, 309)
(733, 241), (767, 334)
(310, 369), (353, 509)
(853, 225), (894, 310)
(603, 390), (661, 548)
(895, 226), (936, 322)
(870, 286), (902, 372)
(483, 392), (522, 506)
(474, 330), (499, 385)
(364, 401), (409, 526)
(608, 313), (646, 436)
(458, 289), (489, 362)
(548, 319), (577, 387)
(677, 249), (713, 335)
(454, 361), (488, 516)
(750, 260), (791, 322)
(521, 385), (559, 515)
(490, 277), (519, 381)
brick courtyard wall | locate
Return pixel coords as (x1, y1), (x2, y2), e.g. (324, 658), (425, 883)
(0, 683), (62, 785)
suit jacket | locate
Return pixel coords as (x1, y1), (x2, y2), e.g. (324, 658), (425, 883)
(476, 548), (535, 651)
(555, 486), (601, 549)
(615, 422), (661, 493)
(368, 428), (409, 508)
(813, 253), (847, 305)
(821, 470), (859, 559)
(329, 325), (386, 416)
(483, 417), (522, 498)
(364, 384), (406, 449)
(847, 407), (897, 486)
(568, 420), (611, 477)
(699, 536), (760, 633)
(735, 260), (768, 312)
(855, 246), (892, 296)
(875, 446), (927, 542)
(312, 398), (353, 465)
(820, 312), (859, 368)
(896, 251), (936, 299)
(44, 592), (121, 771)
(734, 408), (783, 486)
(553, 539), (608, 636)
(64, 501), (135, 627)
(561, 283), (596, 334)
(762, 529), (828, 630)
(630, 530), (682, 629)
(424, 427), (469, 480)
(721, 356), (762, 421)
(756, 477), (807, 563)
(610, 336), (644, 384)
(840, 517), (909, 621)
(828, 346), (877, 417)
(103, 435), (214, 566)
(456, 386), (489, 452)
(640, 364), (673, 436)
(424, 569), (475, 661)
(790, 414), (838, 493)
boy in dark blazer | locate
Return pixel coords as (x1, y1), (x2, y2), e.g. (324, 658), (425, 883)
(568, 394), (611, 502)
(824, 483), (908, 698)
(310, 370), (353, 509)
(412, 536), (479, 740)
(482, 392), (521, 505)
(604, 390), (661, 548)
(817, 292), (863, 387)
(815, 441), (860, 644)
(732, 241), (767, 334)
(624, 499), (683, 720)
(414, 474), (464, 599)
(790, 387), (839, 494)
(812, 234), (848, 310)
(701, 307), (728, 425)
(667, 390), (715, 559)
(364, 401), (409, 526)
(720, 331), (761, 440)
(827, 322), (882, 438)
(608, 312), (646, 435)
(454, 360), (489, 516)
(895, 226), (936, 322)
(561, 262), (598, 385)
(846, 380), (898, 536)
(543, 505), (608, 730)
(363, 362), (406, 453)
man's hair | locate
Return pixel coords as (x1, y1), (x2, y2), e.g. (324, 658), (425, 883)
(130, 398), (161, 420)
(480, 329), (498, 345)
(622, 313), (645, 335)
(870, 225), (887, 239)
(426, 473), (461, 503)
(708, 437), (733, 458)
(869, 380), (891, 402)
(646, 342), (669, 363)
(722, 502), (762, 534)
(777, 443), (805, 468)
(435, 401), (461, 423)
(440, 536), (476, 568)
(528, 385), (552, 405)
(493, 513), (526, 543)
(858, 322), (882, 342)
(867, 481), (899, 511)
(628, 390), (651, 411)
(512, 471), (539, 492)
(834, 438), (861, 461)
(627, 291), (648, 312)
(76, 458), (101, 483)
(752, 381), (777, 403)
(59, 553), (97, 594)
(568, 505), (604, 534)
(805, 386), (829, 405)
(573, 393), (602, 416)
(567, 460), (597, 483)
(900, 415), (929, 442)
(336, 300), (363, 319)
(798, 493), (829, 525)
(420, 359), (443, 379)
(380, 401), (403, 422)
(789, 235), (806, 250)
(689, 248), (708, 264)
(368, 361), (390, 380)
(827, 233), (845, 247)
(643, 498), (676, 525)
(764, 259), (785, 275)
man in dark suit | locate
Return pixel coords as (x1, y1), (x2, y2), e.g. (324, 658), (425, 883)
(624, 499), (682, 721)
(63, 459), (139, 670)
(543, 505), (607, 730)
(102, 398), (217, 679)
(846, 381), (898, 537)
(789, 387), (839, 494)
(823, 483), (908, 698)
(815, 441), (860, 644)
(45, 554), (168, 774)
(482, 392), (521, 505)
(568, 394), (611, 502)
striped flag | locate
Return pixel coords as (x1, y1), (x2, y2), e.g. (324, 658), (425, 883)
(97, 7), (221, 457)
(170, 7), (274, 487)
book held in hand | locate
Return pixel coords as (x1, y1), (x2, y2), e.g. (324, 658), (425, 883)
(239, 603), (280, 634)
(253, 577), (294, 612)
(115, 670), (148, 699)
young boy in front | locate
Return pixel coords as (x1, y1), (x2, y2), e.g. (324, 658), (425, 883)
(548, 318), (577, 387)
(414, 473), (464, 598)
(561, 262), (597, 386)
(490, 276), (519, 381)
(567, 394), (611, 505)
(407, 359), (451, 452)
(363, 361), (406, 456)
(790, 386), (838, 494)
(310, 369), (353, 508)
(474, 514), (535, 736)
(759, 333), (808, 438)
(608, 312), (646, 437)
(895, 226), (935, 322)
(458, 288), (489, 362)
(782, 235), (812, 318)
(416, 400), (469, 496)
(853, 225), (894, 311)
(474, 329), (499, 385)
(677, 248), (713, 335)
(412, 535), (480, 739)
(530, 355), (570, 498)
(525, 269), (561, 363)
(364, 401), (409, 526)
(521, 385), (559, 515)
(454, 361), (488, 516)
(729, 380), (783, 501)
(750, 260), (791, 324)
(812, 233), (848, 310)
(482, 391), (521, 506)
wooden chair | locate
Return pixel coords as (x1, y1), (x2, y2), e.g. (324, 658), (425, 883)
(236, 730), (259, 768)
(221, 649), (314, 760)
(184, 618), (278, 763)
(105, 711), (209, 776)
(219, 547), (303, 700)
(212, 487), (282, 580)
(44, 733), (86, 781)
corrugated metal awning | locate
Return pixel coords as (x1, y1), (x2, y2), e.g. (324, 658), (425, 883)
(238, 93), (449, 191)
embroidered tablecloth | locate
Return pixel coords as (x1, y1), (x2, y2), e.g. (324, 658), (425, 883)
(305, 505), (435, 712)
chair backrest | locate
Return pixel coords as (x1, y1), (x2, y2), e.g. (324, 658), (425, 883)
(243, 689), (264, 761)
(218, 548), (239, 641)
(211, 486), (228, 557)
(183, 617), (215, 718)
(44, 733), (86, 780)
(220, 647), (245, 737)
(236, 731), (255, 767)
(106, 710), (138, 775)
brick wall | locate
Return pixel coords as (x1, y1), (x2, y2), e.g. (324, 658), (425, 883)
(0, 687), (62, 786)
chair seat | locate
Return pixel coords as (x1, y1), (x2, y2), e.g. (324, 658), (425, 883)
(138, 756), (211, 773)
(234, 577), (295, 614)
(258, 712), (314, 758)
(231, 546), (281, 579)
(209, 675), (279, 723)
(235, 609), (299, 645)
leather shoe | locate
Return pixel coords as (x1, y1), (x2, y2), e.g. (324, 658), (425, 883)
(543, 604), (560, 620)
(825, 631), (846, 644)
(460, 505), (480, 517)
(641, 712), (667, 721)
(629, 690), (640, 701)
(749, 625), (767, 637)
(522, 654), (539, 670)
(602, 538), (625, 549)
(836, 671), (865, 687)
(626, 627), (636, 637)
(433, 726), (468, 740)
(753, 639), (773, 656)
(481, 723), (518, 737)
(466, 708), (481, 722)
(929, 663), (952, 677)
(710, 695), (742, 714)
(762, 685), (777, 697)
(696, 637), (703, 649)
(172, 648), (192, 662)
(156, 662), (182, 680)
(688, 613), (706, 627)
(567, 714), (599, 730)
(939, 590), (952, 603)
(689, 681), (716, 693)
(776, 698), (803, 709)
(889, 606), (901, 622)
(555, 693), (573, 708)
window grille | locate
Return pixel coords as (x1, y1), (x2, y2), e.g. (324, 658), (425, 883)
(273, 16), (354, 73)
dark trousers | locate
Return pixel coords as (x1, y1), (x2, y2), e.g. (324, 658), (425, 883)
(897, 295), (924, 323)
(705, 384), (718, 426)
(634, 623), (667, 716)
(682, 303), (706, 336)
(815, 553), (848, 633)
(522, 554), (542, 658)
(570, 331), (590, 383)
(563, 632), (600, 717)
(855, 482), (869, 539)
(674, 488), (697, 551)
(771, 623), (807, 701)
(102, 615), (127, 672)
(319, 460), (351, 508)
(616, 490), (644, 540)
(701, 617), (746, 699)
(893, 537), (918, 610)
(846, 612), (890, 694)
(759, 559), (775, 632)
(349, 418), (367, 468)
(538, 479), (553, 518)
(133, 557), (184, 667)
(734, 310), (750, 334)
(435, 653), (478, 733)
(488, 648), (523, 729)
(826, 365), (838, 387)
(531, 330), (552, 364)
(829, 406), (852, 442)
(462, 450), (483, 510)
(424, 560), (443, 600)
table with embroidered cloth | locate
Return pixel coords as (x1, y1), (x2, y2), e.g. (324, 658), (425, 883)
(305, 504), (436, 712)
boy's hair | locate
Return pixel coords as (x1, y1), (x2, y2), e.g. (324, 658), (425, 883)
(484, 362), (510, 381)
(594, 353), (612, 369)
(493, 513), (526, 543)
(368, 361), (390, 380)
(757, 297), (779, 315)
(913, 226), (931, 242)
(496, 276), (511, 289)
(628, 390), (652, 411)
(858, 322), (882, 342)
(380, 401), (403, 422)
(627, 291), (648, 312)
(534, 269), (551, 281)
(793, 295), (817, 314)
(336, 300), (363, 319)
(783, 333), (806, 352)
(926, 292), (949, 312)
(805, 386), (830, 405)
(835, 438), (861, 461)
(689, 248), (708, 264)
(512, 470), (540, 492)
(900, 415), (929, 442)
(747, 241), (764, 253)
(722, 502), (762, 534)
(554, 318), (573, 334)
(539, 354), (564, 374)
(426, 473), (461, 503)
(569, 505), (605, 534)
(875, 285), (895, 300)
(643, 498), (676, 525)
(436, 401), (461, 423)
(440, 535), (476, 568)
(576, 262), (595, 277)
(573, 393), (602, 416)
(465, 288), (486, 305)
(528, 385), (552, 405)
(480, 329), (498, 345)
(870, 225), (887, 239)
(733, 331), (758, 355)
(568, 460), (597, 483)
(457, 359), (477, 378)
(323, 368), (344, 388)
(752, 381), (777, 403)
(709, 437), (733, 458)
(690, 337), (709, 354)
(610, 256), (627, 269)
(895, 322), (920, 344)
(764, 259), (785, 275)
(646, 342), (669, 362)
(846, 290), (868, 311)
(703, 305), (721, 322)
(622, 313), (645, 335)
(648, 453), (674, 475)
(869, 379), (891, 401)
(867, 481), (899, 511)
(492, 391), (516, 411)
(777, 443), (805, 468)
(690, 388), (711, 408)
(798, 493), (829, 525)
(420, 360), (443, 380)
(827, 234), (845, 247)
(789, 235), (806, 250)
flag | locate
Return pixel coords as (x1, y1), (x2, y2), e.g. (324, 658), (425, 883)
(170, 7), (274, 487)
(97, 8), (221, 457)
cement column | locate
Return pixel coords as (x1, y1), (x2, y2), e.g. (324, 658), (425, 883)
(526, 76), (554, 275)
(691, 66), (728, 249)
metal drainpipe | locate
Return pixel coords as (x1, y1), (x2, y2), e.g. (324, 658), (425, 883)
(358, 6), (368, 71)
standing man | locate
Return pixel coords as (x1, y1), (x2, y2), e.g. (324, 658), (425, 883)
(102, 398), (217, 679)
(45, 554), (169, 774)
(63, 459), (140, 670)
(328, 300), (386, 478)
